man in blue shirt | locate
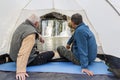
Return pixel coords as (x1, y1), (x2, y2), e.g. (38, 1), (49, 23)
(57, 13), (97, 76)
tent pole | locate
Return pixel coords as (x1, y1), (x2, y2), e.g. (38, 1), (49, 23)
(52, 0), (55, 10)
(105, 0), (120, 16)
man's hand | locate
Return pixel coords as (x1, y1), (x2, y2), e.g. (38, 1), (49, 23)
(82, 69), (93, 76)
(16, 72), (29, 80)
(39, 37), (44, 43)
(66, 44), (70, 49)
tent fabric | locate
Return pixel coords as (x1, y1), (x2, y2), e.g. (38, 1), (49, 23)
(107, 0), (120, 14)
(0, 71), (118, 80)
(25, 0), (83, 10)
(0, 62), (112, 75)
(76, 0), (120, 56)
(0, 0), (120, 57)
(0, 0), (29, 54)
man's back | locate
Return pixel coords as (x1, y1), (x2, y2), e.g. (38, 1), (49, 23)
(9, 20), (38, 62)
(73, 23), (97, 65)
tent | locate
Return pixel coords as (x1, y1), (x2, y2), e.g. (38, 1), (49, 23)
(0, 0), (120, 57)
(0, 0), (120, 80)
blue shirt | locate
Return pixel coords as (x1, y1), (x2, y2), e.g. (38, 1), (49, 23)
(67, 23), (97, 69)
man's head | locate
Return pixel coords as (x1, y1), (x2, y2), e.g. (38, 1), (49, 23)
(71, 13), (83, 29)
(28, 14), (40, 28)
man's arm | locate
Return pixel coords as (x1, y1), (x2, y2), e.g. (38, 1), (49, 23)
(67, 34), (74, 45)
(66, 34), (74, 49)
(16, 34), (36, 80)
(38, 33), (44, 43)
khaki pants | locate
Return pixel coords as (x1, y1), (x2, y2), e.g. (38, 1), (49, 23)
(57, 46), (80, 65)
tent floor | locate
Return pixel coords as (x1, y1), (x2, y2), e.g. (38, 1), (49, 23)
(0, 71), (119, 80)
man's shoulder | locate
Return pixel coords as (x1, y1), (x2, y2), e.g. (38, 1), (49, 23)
(75, 25), (89, 35)
(78, 24), (89, 31)
(77, 25), (86, 31)
(19, 23), (35, 31)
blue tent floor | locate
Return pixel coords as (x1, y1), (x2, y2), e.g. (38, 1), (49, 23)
(0, 62), (119, 80)
(0, 61), (112, 74)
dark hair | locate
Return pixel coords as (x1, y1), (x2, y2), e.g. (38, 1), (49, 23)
(71, 13), (83, 25)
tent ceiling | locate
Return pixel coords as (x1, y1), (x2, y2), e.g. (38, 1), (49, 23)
(25, 0), (83, 10)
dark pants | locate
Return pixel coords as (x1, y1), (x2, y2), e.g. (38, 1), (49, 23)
(0, 51), (54, 66)
(28, 51), (54, 66)
(57, 46), (80, 65)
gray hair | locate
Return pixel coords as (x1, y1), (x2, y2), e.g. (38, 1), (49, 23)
(28, 14), (40, 24)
